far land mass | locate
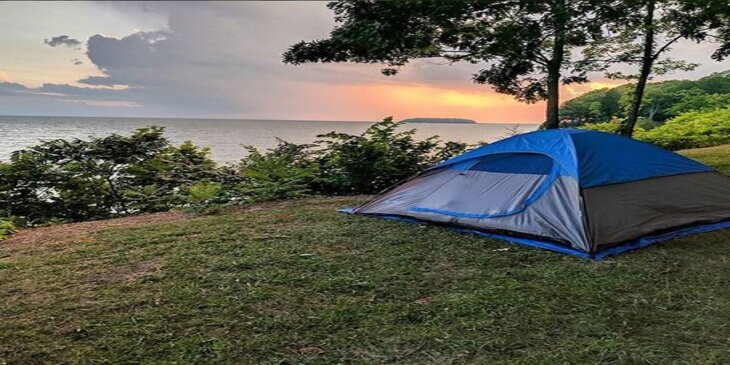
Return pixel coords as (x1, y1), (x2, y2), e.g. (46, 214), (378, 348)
(401, 117), (477, 124)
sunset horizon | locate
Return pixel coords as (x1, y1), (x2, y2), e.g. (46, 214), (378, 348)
(2, 1), (725, 123)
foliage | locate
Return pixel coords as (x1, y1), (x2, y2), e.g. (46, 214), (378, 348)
(0, 218), (16, 240)
(184, 182), (225, 214)
(669, 93), (730, 115)
(284, 0), (631, 129)
(0, 119), (468, 226)
(0, 128), (223, 225)
(236, 140), (318, 202)
(578, 107), (730, 150)
(560, 71), (730, 126)
(313, 117), (467, 194)
(640, 108), (730, 150)
(559, 87), (624, 125)
(576, 120), (623, 133)
(578, 0), (729, 136)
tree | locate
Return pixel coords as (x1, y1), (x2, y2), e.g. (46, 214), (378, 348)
(558, 71), (730, 127)
(283, 0), (624, 129)
(669, 92), (730, 115)
(586, 0), (730, 137)
(559, 87), (623, 125)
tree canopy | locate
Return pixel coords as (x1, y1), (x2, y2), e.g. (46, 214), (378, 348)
(560, 71), (730, 127)
(284, 0), (627, 129)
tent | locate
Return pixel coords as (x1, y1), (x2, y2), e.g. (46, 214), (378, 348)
(341, 129), (730, 259)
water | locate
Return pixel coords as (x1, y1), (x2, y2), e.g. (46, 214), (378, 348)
(0, 116), (539, 164)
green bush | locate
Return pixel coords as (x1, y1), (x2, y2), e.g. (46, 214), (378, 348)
(578, 108), (730, 150)
(0, 127), (224, 224)
(0, 218), (16, 240)
(237, 140), (317, 201)
(312, 117), (467, 194)
(184, 182), (225, 214)
(641, 108), (730, 150)
(0, 118), (469, 226)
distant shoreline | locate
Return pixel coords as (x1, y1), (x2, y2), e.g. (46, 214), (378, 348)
(402, 117), (477, 124)
(0, 115), (540, 125)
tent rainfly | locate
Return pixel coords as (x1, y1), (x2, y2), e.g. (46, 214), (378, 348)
(341, 129), (730, 259)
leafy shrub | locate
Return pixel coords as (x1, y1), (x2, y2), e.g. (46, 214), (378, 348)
(0, 118), (470, 226)
(578, 108), (730, 150)
(0, 218), (16, 240)
(640, 108), (730, 150)
(312, 117), (468, 194)
(237, 140), (317, 201)
(578, 121), (623, 133)
(184, 182), (225, 214)
(0, 127), (222, 224)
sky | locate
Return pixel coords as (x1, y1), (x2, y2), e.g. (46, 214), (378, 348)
(1, 1), (728, 123)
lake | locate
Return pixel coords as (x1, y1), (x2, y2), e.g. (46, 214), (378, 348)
(0, 116), (539, 164)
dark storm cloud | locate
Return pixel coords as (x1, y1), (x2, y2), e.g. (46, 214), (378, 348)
(44, 35), (82, 48)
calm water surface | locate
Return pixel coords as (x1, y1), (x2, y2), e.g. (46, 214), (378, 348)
(1, 116), (539, 163)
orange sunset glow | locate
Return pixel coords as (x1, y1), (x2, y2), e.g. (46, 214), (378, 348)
(289, 80), (627, 123)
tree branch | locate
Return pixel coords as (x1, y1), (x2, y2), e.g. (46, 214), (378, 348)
(651, 34), (683, 60)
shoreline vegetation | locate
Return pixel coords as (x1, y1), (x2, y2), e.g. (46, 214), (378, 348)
(0, 118), (468, 231)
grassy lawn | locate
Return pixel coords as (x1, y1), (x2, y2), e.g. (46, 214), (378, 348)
(1, 145), (729, 364)
(680, 144), (730, 175)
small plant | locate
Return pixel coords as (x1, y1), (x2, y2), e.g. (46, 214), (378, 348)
(185, 182), (225, 214)
(0, 218), (17, 240)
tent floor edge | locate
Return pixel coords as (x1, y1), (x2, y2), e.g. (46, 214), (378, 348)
(339, 209), (730, 260)
(340, 209), (594, 259)
(592, 219), (730, 260)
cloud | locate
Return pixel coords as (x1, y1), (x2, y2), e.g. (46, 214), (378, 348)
(44, 35), (82, 49)
(0, 82), (29, 96)
(0, 81), (139, 111)
(60, 99), (140, 108)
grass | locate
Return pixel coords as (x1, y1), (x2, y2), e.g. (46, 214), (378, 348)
(680, 144), (730, 175)
(1, 145), (729, 364)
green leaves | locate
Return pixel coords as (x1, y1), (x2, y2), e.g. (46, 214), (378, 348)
(0, 218), (16, 240)
(1, 118), (468, 226)
(0, 127), (222, 224)
(641, 108), (730, 150)
(312, 117), (467, 194)
(283, 0), (625, 127)
(561, 72), (730, 127)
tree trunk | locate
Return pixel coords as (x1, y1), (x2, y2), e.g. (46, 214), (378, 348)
(544, 0), (566, 130)
(620, 0), (655, 137)
(545, 61), (562, 129)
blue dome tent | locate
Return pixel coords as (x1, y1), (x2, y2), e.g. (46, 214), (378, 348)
(342, 129), (730, 259)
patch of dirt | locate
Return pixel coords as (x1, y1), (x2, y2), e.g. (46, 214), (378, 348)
(1, 211), (190, 250)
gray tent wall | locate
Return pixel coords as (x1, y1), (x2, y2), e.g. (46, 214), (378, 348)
(353, 160), (592, 253)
